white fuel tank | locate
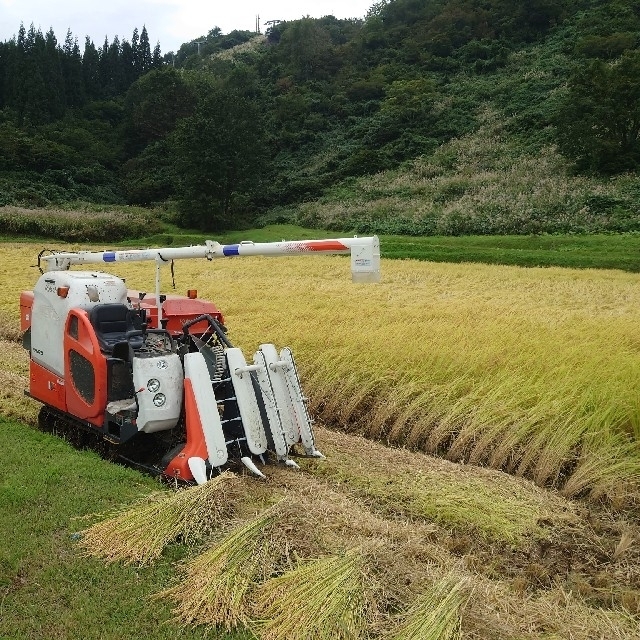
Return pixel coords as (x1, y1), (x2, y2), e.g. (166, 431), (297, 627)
(31, 271), (128, 376)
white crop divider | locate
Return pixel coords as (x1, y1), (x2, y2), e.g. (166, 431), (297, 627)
(225, 348), (269, 455)
(253, 348), (290, 460)
(183, 352), (228, 467)
(259, 343), (299, 447)
(279, 347), (324, 458)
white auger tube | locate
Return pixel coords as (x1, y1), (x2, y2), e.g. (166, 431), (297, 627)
(39, 236), (381, 283)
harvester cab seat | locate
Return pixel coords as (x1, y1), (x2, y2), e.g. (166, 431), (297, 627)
(89, 304), (145, 353)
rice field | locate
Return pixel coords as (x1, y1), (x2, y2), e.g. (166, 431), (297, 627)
(1, 240), (640, 638)
(1, 241), (640, 500)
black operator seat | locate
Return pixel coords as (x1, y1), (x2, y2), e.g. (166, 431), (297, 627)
(89, 304), (145, 353)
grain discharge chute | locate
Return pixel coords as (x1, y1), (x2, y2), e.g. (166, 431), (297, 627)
(20, 237), (380, 483)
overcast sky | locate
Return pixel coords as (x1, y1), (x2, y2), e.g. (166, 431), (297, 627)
(0, 0), (375, 53)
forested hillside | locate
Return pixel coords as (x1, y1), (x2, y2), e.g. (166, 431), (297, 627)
(1, 0), (639, 233)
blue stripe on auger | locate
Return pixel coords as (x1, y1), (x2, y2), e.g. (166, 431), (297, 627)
(223, 245), (240, 256)
(103, 252), (116, 262)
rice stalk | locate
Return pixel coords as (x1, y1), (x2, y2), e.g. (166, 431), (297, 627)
(78, 471), (238, 565)
(158, 508), (280, 631)
(465, 575), (640, 640)
(387, 574), (471, 640)
(252, 549), (370, 640)
(311, 429), (564, 545)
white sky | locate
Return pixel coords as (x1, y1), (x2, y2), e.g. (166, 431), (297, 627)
(0, 0), (375, 53)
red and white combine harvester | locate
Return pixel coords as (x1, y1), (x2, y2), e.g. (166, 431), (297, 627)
(20, 237), (380, 483)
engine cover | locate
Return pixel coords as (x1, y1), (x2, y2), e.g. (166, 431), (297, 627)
(132, 353), (183, 433)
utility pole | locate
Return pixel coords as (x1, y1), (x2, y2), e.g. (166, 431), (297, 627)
(194, 40), (205, 55)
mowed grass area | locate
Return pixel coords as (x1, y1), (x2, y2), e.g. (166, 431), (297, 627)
(107, 226), (640, 272)
(2, 209), (639, 272)
(1, 241), (640, 638)
(379, 233), (640, 271)
(0, 417), (232, 640)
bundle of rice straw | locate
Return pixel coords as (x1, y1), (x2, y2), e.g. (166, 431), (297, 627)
(387, 574), (471, 640)
(252, 549), (369, 640)
(78, 471), (238, 565)
(158, 509), (280, 631)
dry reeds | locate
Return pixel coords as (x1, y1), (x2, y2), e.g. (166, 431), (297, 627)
(252, 549), (370, 640)
(291, 109), (630, 236)
(158, 509), (281, 630)
(78, 471), (239, 565)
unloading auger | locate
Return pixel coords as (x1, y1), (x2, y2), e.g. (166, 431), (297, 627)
(20, 236), (380, 483)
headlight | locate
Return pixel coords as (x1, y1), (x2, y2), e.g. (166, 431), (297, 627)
(147, 378), (160, 393)
(153, 393), (166, 407)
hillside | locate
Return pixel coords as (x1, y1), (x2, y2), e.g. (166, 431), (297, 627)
(0, 0), (639, 233)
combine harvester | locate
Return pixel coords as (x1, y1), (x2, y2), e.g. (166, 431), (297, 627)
(20, 237), (380, 483)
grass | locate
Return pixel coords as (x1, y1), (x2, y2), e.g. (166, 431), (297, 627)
(0, 417), (221, 640)
(379, 233), (640, 271)
(138, 227), (640, 272)
(3, 207), (640, 272)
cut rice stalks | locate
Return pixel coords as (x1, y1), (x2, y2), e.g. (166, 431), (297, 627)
(158, 508), (281, 631)
(252, 549), (371, 640)
(77, 471), (239, 565)
(387, 574), (471, 640)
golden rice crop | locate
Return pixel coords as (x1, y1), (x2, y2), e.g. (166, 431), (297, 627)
(305, 428), (574, 544)
(252, 549), (370, 640)
(78, 471), (239, 565)
(1, 241), (639, 503)
(386, 574), (470, 640)
(158, 509), (281, 630)
(2, 241), (640, 640)
(185, 253), (639, 503)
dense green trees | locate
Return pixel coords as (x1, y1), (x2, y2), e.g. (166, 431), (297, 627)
(0, 23), (161, 122)
(556, 51), (640, 173)
(1, 0), (640, 230)
(0, 23), (164, 206)
(121, 68), (196, 204)
(172, 71), (268, 230)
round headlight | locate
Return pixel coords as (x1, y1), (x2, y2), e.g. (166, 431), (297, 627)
(153, 393), (166, 407)
(147, 378), (160, 393)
